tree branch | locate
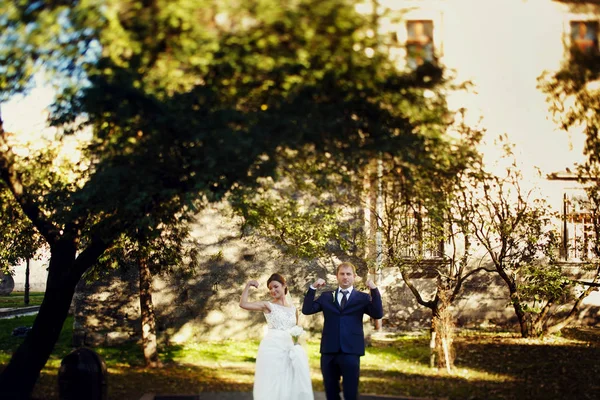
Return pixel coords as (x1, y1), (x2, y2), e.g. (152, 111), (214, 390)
(398, 262), (435, 309)
(72, 235), (112, 278)
(546, 284), (597, 335)
(461, 265), (495, 281)
(572, 280), (600, 287)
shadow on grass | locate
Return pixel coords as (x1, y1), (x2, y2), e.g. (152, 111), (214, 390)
(30, 362), (255, 400)
(361, 343), (600, 400)
(560, 326), (600, 344)
(358, 367), (505, 400)
(450, 337), (600, 400)
(4, 320), (599, 400)
(30, 342), (598, 400)
(358, 330), (600, 400)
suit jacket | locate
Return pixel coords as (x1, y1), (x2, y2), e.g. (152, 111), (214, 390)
(302, 287), (383, 356)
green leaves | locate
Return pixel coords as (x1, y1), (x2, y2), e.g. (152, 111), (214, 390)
(539, 44), (600, 166)
(0, 186), (46, 272)
(1, 0), (460, 273)
(230, 147), (352, 260)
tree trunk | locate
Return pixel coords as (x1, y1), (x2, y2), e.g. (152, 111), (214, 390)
(0, 247), (81, 399)
(510, 292), (533, 337)
(139, 256), (161, 368)
(24, 258), (30, 306)
(497, 272), (534, 338)
(430, 294), (455, 372)
(429, 328), (437, 368)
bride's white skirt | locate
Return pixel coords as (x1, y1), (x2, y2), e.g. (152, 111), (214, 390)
(254, 329), (314, 400)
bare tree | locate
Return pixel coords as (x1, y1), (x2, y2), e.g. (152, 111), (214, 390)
(467, 141), (595, 337)
(379, 158), (492, 371)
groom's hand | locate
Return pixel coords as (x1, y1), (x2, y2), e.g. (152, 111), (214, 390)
(366, 279), (377, 290)
(312, 278), (326, 289)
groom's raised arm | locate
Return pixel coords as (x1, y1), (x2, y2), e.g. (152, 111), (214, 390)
(365, 279), (384, 319)
(302, 278), (325, 315)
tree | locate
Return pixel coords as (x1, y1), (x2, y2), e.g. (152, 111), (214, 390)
(0, 130), (53, 301)
(92, 218), (198, 367)
(0, 0), (449, 397)
(232, 128), (484, 372)
(538, 39), (600, 334)
(358, 113), (488, 371)
(539, 43), (600, 169)
(465, 141), (589, 338)
(562, 182), (600, 331)
(232, 76), (484, 373)
(381, 155), (485, 370)
(0, 187), (43, 305)
(0, 185), (45, 279)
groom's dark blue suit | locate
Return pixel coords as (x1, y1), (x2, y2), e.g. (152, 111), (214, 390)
(302, 286), (383, 400)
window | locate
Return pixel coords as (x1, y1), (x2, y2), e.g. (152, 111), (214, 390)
(398, 206), (444, 259)
(406, 20), (435, 69)
(570, 20), (599, 54)
(561, 192), (596, 260)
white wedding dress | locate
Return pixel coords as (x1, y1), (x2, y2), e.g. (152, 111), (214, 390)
(253, 302), (314, 400)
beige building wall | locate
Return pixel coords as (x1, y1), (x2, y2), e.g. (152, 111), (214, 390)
(371, 0), (600, 313)
(11, 256), (49, 293)
(378, 0), (590, 183)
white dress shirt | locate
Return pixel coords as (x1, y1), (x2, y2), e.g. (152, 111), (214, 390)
(337, 286), (353, 306)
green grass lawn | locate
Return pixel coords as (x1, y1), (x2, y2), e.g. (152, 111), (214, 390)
(0, 292), (45, 308)
(0, 315), (599, 400)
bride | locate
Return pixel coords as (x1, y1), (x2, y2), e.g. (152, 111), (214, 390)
(240, 273), (314, 400)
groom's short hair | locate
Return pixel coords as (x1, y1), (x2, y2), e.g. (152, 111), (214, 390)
(336, 262), (357, 275)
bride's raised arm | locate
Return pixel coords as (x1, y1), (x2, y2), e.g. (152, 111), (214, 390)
(239, 279), (270, 312)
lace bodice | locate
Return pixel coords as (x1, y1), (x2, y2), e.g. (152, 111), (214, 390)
(264, 302), (296, 330)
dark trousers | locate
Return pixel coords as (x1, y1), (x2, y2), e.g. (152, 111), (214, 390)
(320, 353), (360, 400)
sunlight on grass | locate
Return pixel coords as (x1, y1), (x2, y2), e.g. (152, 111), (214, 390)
(212, 367), (255, 384)
(0, 293), (45, 308)
(170, 339), (260, 365)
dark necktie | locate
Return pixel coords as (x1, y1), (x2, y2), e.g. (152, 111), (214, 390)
(340, 290), (349, 310)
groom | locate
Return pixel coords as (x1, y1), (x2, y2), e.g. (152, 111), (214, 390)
(302, 262), (384, 400)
